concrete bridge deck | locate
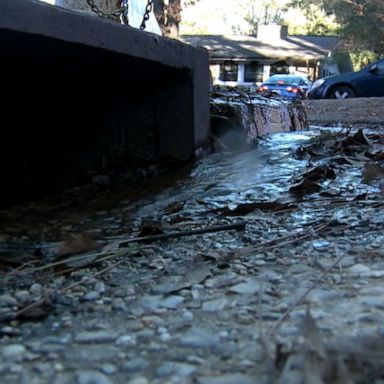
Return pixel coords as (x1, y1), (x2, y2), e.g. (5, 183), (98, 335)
(0, 0), (210, 207)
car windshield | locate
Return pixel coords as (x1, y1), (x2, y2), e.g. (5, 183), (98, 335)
(265, 76), (305, 85)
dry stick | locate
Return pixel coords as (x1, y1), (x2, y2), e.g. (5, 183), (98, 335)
(247, 220), (332, 253)
(13, 258), (126, 320)
(268, 251), (347, 338)
(118, 221), (247, 248)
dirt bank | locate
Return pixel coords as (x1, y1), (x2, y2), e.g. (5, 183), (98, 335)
(302, 97), (384, 127)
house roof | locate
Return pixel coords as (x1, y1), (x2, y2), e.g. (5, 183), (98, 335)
(179, 34), (343, 63)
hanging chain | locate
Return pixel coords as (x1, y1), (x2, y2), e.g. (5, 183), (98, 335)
(86, 0), (154, 30)
(140, 0), (154, 30)
(86, 0), (129, 25)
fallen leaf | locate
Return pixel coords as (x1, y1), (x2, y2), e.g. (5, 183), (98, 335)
(57, 233), (102, 257)
(289, 178), (322, 196)
(362, 162), (384, 182)
(164, 201), (185, 214)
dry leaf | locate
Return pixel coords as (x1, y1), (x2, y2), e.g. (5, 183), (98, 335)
(362, 162), (384, 182)
(58, 233), (102, 257)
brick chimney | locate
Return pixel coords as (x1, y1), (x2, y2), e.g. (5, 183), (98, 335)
(257, 24), (288, 40)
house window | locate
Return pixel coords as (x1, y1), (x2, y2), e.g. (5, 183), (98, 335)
(244, 62), (263, 83)
(270, 61), (289, 75)
(220, 62), (238, 81)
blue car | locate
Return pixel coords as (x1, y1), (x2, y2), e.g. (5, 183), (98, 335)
(257, 74), (311, 100)
(308, 59), (384, 99)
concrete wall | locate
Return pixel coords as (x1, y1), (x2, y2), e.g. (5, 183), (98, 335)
(0, 0), (210, 207)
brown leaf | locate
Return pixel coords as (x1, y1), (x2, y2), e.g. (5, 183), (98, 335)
(351, 129), (373, 147)
(164, 201), (185, 215)
(362, 162), (384, 182)
(294, 165), (336, 183)
(58, 233), (102, 257)
(138, 219), (164, 237)
(289, 178), (322, 196)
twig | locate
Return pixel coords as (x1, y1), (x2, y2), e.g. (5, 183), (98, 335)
(13, 258), (126, 320)
(268, 250), (347, 338)
(250, 220), (333, 252)
(118, 221), (247, 248)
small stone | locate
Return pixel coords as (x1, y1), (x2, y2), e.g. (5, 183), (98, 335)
(362, 271), (384, 278)
(1, 326), (21, 336)
(94, 282), (107, 294)
(2, 344), (26, 362)
(202, 298), (228, 312)
(229, 280), (261, 295)
(181, 310), (194, 322)
(29, 283), (43, 295)
(0, 294), (19, 307)
(127, 378), (149, 384)
(361, 297), (384, 309)
(159, 332), (171, 342)
(349, 264), (370, 274)
(75, 331), (117, 343)
(312, 239), (331, 252)
(116, 335), (137, 347)
(54, 363), (64, 371)
(34, 362), (52, 374)
(160, 295), (184, 309)
(76, 370), (113, 384)
(180, 328), (220, 348)
(101, 363), (117, 375)
(121, 358), (149, 373)
(197, 374), (256, 384)
(15, 290), (30, 305)
(81, 291), (100, 302)
(112, 298), (127, 311)
(155, 361), (196, 378)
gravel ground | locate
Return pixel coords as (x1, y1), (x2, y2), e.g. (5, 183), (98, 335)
(1, 125), (384, 383)
(303, 97), (384, 128)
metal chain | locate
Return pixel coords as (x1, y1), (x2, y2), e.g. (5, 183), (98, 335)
(86, 0), (129, 24)
(140, 0), (154, 30)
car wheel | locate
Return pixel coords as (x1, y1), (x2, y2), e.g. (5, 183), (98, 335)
(329, 86), (356, 99)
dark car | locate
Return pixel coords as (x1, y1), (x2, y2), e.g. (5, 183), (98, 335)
(308, 59), (384, 99)
(257, 74), (311, 100)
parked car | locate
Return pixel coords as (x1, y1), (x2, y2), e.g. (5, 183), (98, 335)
(257, 74), (311, 100)
(308, 59), (384, 99)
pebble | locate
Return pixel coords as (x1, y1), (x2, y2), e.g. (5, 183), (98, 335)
(155, 361), (196, 377)
(179, 328), (220, 348)
(29, 283), (43, 295)
(81, 291), (100, 302)
(349, 264), (371, 274)
(127, 378), (149, 384)
(312, 239), (331, 251)
(1, 344), (26, 362)
(15, 290), (30, 305)
(202, 298), (229, 312)
(0, 294), (19, 307)
(76, 370), (113, 384)
(74, 331), (117, 344)
(229, 280), (261, 295)
(94, 282), (107, 294)
(361, 297), (384, 309)
(197, 374), (256, 384)
(115, 335), (137, 347)
(121, 358), (149, 372)
(112, 298), (127, 311)
(100, 363), (117, 375)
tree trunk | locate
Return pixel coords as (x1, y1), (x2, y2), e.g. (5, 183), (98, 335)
(153, 0), (182, 38)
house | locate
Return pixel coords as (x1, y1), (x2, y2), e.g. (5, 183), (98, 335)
(180, 24), (352, 86)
